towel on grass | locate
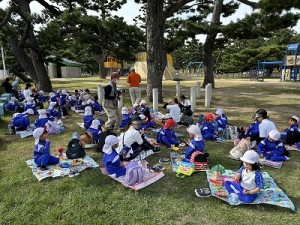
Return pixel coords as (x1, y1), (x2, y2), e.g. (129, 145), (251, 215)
(100, 167), (164, 191)
(206, 170), (295, 211)
(26, 155), (99, 181)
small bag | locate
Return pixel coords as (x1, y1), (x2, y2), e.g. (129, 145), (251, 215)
(66, 138), (86, 159)
(209, 164), (225, 181)
(176, 161), (195, 178)
(125, 162), (144, 186)
(190, 151), (209, 171)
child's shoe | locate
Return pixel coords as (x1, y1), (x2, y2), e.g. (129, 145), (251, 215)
(230, 193), (239, 203)
(194, 188), (211, 197)
(159, 158), (170, 164)
(285, 156), (290, 161)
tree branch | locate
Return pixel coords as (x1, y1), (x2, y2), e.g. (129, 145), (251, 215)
(164, 0), (194, 19)
(237, 0), (258, 9)
(35, 0), (61, 16)
(0, 7), (15, 28)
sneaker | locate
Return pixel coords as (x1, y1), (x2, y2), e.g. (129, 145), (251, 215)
(194, 188), (211, 197)
(159, 158), (170, 164)
(153, 146), (161, 153)
(230, 193), (239, 203)
(157, 164), (165, 171)
(150, 163), (160, 173)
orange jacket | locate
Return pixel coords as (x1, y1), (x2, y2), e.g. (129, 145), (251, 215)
(127, 72), (141, 87)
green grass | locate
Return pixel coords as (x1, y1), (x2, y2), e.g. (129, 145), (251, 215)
(1, 77), (300, 225)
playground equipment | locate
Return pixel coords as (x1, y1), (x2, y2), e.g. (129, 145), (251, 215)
(186, 62), (204, 76)
(133, 52), (175, 80)
(254, 43), (300, 81)
(282, 44), (300, 81)
(254, 60), (283, 81)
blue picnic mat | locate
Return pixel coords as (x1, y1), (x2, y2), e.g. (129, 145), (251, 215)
(26, 155), (99, 181)
(206, 170), (295, 211)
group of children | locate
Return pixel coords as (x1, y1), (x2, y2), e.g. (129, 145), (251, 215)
(25, 87), (297, 205)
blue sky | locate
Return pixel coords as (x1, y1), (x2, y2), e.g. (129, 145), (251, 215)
(0, 0), (299, 41)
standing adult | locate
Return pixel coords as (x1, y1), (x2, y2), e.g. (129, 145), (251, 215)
(255, 109), (276, 141)
(103, 72), (122, 130)
(23, 83), (33, 99)
(1, 78), (19, 99)
(127, 68), (141, 106)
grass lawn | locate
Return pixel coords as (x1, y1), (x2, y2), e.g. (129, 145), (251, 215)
(0, 77), (300, 225)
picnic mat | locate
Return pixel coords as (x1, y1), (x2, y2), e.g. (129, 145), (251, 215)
(285, 145), (300, 151)
(26, 156), (99, 181)
(228, 155), (283, 169)
(16, 130), (33, 138)
(100, 167), (165, 191)
(206, 170), (295, 211)
(77, 122), (85, 129)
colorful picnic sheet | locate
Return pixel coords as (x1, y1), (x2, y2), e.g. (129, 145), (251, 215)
(228, 155), (283, 169)
(206, 170), (295, 211)
(26, 155), (99, 181)
(100, 167), (164, 191)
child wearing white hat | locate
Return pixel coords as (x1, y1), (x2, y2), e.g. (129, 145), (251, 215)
(102, 135), (126, 178)
(24, 97), (38, 115)
(120, 107), (131, 129)
(214, 108), (227, 132)
(140, 100), (148, 114)
(83, 106), (94, 129)
(34, 109), (50, 128)
(257, 130), (289, 162)
(183, 125), (205, 162)
(87, 119), (102, 143)
(282, 115), (299, 145)
(33, 127), (59, 169)
(224, 150), (263, 203)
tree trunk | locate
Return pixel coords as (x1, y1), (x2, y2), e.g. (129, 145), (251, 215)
(7, 36), (38, 83)
(146, 0), (166, 103)
(9, 63), (33, 82)
(97, 52), (107, 79)
(202, 0), (223, 88)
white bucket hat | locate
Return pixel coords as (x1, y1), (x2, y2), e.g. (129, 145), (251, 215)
(84, 106), (92, 116)
(103, 135), (120, 154)
(33, 127), (46, 145)
(122, 107), (129, 114)
(62, 89), (67, 95)
(90, 119), (100, 129)
(291, 115), (299, 123)
(49, 92), (55, 98)
(140, 100), (146, 105)
(268, 130), (280, 141)
(187, 124), (202, 141)
(215, 109), (223, 116)
(38, 109), (48, 119)
(163, 113), (172, 119)
(48, 102), (56, 110)
(240, 150), (259, 164)
(24, 108), (34, 115)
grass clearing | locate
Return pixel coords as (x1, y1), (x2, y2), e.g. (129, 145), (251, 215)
(0, 77), (300, 225)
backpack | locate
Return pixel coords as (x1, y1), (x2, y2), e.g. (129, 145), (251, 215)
(66, 138), (86, 159)
(79, 131), (94, 147)
(125, 162), (144, 186)
(190, 151), (209, 171)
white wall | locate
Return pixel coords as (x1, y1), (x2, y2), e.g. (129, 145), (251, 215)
(0, 70), (9, 80)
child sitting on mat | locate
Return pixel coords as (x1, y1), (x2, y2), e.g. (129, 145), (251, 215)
(183, 125), (205, 162)
(225, 150), (263, 203)
(83, 106), (94, 129)
(282, 116), (300, 145)
(102, 135), (126, 178)
(33, 127), (59, 169)
(257, 130), (289, 162)
(87, 119), (102, 143)
(201, 114), (217, 140)
(157, 118), (179, 147)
